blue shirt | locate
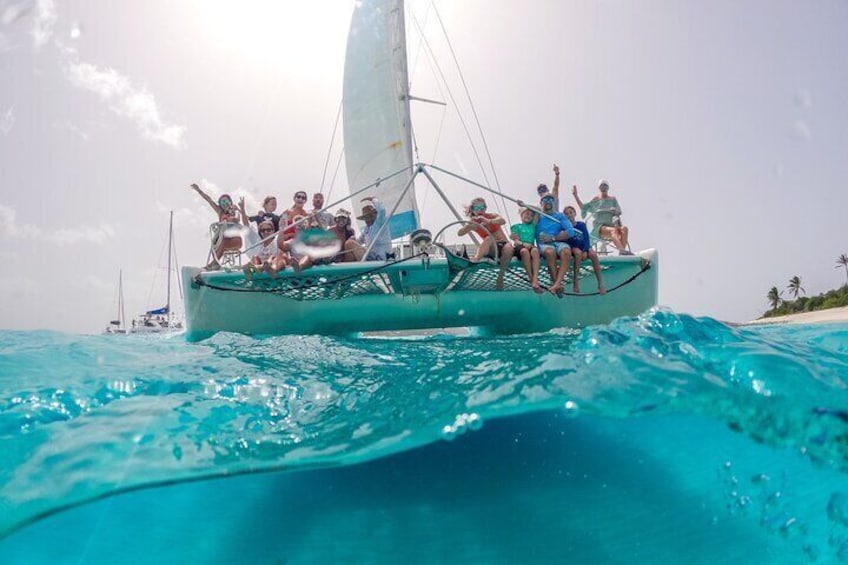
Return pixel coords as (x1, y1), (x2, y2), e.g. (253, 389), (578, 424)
(535, 211), (578, 246)
(566, 221), (591, 252)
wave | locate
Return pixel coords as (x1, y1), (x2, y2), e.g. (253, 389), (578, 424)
(0, 309), (846, 540)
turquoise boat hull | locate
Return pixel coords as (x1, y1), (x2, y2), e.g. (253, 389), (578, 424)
(182, 249), (658, 341)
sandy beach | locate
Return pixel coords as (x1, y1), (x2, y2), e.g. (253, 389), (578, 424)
(745, 306), (848, 326)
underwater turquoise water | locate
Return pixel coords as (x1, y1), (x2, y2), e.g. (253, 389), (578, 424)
(1, 308), (847, 564)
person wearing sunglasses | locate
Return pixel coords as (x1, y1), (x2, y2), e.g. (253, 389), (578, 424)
(330, 209), (358, 262)
(189, 182), (244, 269)
(535, 193), (580, 295)
(242, 219), (287, 281)
(457, 197), (515, 290)
(279, 190), (309, 234)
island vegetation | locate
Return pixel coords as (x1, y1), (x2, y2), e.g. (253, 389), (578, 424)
(762, 253), (848, 318)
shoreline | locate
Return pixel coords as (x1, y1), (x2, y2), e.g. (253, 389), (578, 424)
(743, 306), (848, 326)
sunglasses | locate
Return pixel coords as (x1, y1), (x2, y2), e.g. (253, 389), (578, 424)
(471, 204), (486, 211)
(259, 228), (274, 234)
(295, 194), (307, 200)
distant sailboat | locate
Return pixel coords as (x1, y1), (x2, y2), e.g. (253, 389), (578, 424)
(132, 211), (184, 334)
(104, 270), (128, 335)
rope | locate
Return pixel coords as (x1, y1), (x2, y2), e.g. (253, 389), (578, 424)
(319, 101), (344, 194)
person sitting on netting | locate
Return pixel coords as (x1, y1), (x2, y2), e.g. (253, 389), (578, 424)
(330, 209), (358, 263)
(190, 182), (244, 269)
(572, 179), (632, 255)
(457, 197), (515, 290)
(243, 219), (288, 281)
(535, 193), (580, 295)
(509, 206), (543, 293)
(564, 205), (606, 295)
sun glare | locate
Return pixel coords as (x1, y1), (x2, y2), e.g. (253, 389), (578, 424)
(196, 0), (353, 73)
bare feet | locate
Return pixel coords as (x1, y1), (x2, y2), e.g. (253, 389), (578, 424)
(496, 273), (504, 291)
(242, 263), (254, 282)
(531, 279), (544, 294)
(599, 286), (607, 295)
(573, 284), (580, 294)
(291, 260), (302, 274)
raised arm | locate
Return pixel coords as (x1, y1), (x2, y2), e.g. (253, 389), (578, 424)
(238, 197), (250, 226)
(552, 164), (560, 203)
(572, 185), (590, 218)
(190, 183), (222, 215)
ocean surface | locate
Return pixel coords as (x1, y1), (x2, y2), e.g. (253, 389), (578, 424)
(1, 308), (847, 564)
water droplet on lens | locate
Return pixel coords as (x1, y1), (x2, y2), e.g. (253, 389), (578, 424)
(441, 424), (456, 441)
(458, 309), (465, 316)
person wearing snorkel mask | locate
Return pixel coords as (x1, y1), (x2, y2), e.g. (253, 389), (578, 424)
(457, 197), (514, 290)
(190, 183), (244, 269)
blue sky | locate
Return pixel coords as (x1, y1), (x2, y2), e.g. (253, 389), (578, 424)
(1, 0), (847, 333)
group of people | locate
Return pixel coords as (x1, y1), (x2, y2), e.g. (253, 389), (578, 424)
(189, 184), (391, 280)
(189, 165), (632, 294)
(459, 164), (632, 295)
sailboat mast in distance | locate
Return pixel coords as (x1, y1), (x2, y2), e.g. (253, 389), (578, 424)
(166, 210), (173, 324)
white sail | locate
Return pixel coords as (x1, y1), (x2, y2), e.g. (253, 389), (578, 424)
(343, 0), (419, 238)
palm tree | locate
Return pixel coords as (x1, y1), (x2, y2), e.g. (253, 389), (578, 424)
(836, 253), (848, 285)
(787, 276), (805, 299)
(767, 286), (782, 310)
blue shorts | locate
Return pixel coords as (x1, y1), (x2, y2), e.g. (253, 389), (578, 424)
(538, 241), (570, 254)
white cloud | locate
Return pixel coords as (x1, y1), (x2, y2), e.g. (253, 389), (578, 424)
(0, 203), (115, 245)
(0, 106), (14, 134)
(31, 0), (56, 50)
(60, 56), (186, 148)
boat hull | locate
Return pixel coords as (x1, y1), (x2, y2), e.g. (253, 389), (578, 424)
(182, 249), (658, 341)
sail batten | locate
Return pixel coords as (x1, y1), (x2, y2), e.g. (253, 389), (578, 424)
(343, 0), (419, 238)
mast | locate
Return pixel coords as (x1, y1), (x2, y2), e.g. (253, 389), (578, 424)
(119, 270), (126, 332)
(166, 210), (173, 326)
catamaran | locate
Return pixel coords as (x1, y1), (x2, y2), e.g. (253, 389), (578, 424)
(181, 0), (658, 341)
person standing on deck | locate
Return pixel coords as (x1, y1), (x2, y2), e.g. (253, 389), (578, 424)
(535, 194), (580, 295)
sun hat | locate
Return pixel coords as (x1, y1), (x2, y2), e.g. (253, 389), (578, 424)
(357, 203), (376, 220)
(334, 208), (351, 220)
(598, 179), (610, 190)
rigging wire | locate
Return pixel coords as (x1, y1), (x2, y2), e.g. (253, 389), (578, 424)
(408, 6), (506, 221)
(431, 1), (512, 225)
(320, 100), (344, 195)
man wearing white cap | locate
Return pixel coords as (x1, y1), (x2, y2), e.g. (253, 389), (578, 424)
(350, 197), (392, 261)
